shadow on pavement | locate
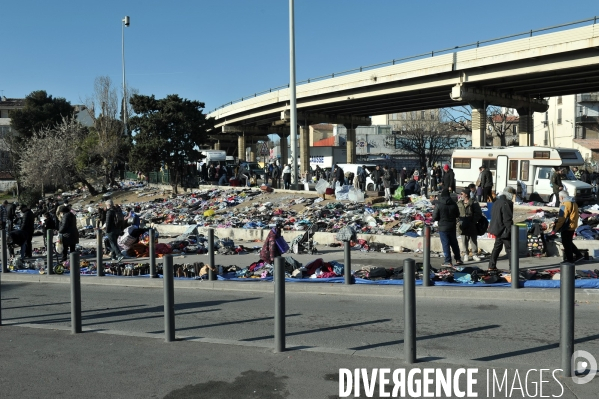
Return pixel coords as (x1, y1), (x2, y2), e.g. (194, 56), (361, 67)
(163, 313), (303, 334)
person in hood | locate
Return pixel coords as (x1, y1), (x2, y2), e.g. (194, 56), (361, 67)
(260, 225), (283, 264)
(433, 189), (463, 267)
(554, 191), (584, 266)
(488, 186), (516, 270)
(441, 164), (456, 193)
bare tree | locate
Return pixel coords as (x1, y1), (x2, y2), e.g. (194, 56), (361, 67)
(19, 116), (97, 195)
(487, 106), (518, 146)
(84, 76), (136, 186)
(392, 109), (457, 167)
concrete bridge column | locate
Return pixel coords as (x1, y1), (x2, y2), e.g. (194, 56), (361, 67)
(471, 103), (487, 147)
(249, 148), (255, 162)
(278, 133), (289, 167)
(214, 141), (220, 151)
(343, 125), (356, 163)
(300, 125), (310, 176)
(517, 108), (533, 146)
(237, 134), (246, 161)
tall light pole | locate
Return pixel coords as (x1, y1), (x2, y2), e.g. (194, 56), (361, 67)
(122, 15), (130, 136)
(289, 0), (298, 190)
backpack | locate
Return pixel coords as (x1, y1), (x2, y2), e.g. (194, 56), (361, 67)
(114, 205), (126, 230)
(476, 216), (489, 236)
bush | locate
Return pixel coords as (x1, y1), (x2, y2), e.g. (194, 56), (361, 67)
(19, 188), (42, 208)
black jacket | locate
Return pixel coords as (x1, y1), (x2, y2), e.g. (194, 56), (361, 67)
(488, 195), (513, 239)
(5, 203), (15, 221)
(105, 207), (120, 234)
(480, 169), (493, 188)
(432, 196), (460, 232)
(21, 209), (35, 237)
(58, 211), (79, 246)
(371, 168), (382, 184)
(551, 171), (563, 191)
(335, 167), (344, 182)
(442, 169), (456, 192)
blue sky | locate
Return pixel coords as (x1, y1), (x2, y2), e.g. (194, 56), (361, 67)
(1, 0), (598, 113)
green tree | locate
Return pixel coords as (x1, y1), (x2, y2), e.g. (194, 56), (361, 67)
(128, 94), (213, 194)
(10, 90), (74, 139)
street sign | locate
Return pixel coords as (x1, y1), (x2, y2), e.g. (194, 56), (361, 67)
(260, 142), (269, 156)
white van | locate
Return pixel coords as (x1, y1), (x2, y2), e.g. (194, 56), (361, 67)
(451, 146), (594, 204)
(201, 150), (227, 163)
(336, 164), (378, 190)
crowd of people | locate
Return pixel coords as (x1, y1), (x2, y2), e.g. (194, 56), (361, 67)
(0, 196), (141, 266)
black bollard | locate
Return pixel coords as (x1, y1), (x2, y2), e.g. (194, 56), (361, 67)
(422, 225), (431, 287)
(149, 228), (157, 278)
(47, 230), (54, 275)
(274, 256), (285, 352)
(560, 264), (575, 377)
(70, 251), (82, 334)
(208, 228), (215, 281)
(404, 258), (416, 364)
(510, 225), (519, 289)
(96, 223), (104, 277)
(163, 255), (175, 342)
(1, 229), (8, 273)
(344, 241), (352, 285)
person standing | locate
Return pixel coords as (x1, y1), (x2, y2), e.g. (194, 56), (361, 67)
(357, 165), (367, 191)
(433, 189), (463, 267)
(371, 165), (382, 191)
(41, 211), (56, 250)
(400, 167), (407, 186)
(488, 186), (516, 271)
(441, 164), (456, 193)
(554, 191), (584, 266)
(264, 164), (271, 185)
(457, 189), (482, 261)
(217, 164), (228, 186)
(104, 199), (123, 262)
(382, 165), (392, 205)
(551, 168), (564, 208)
(20, 204), (35, 258)
(5, 200), (15, 232)
(272, 163), (281, 188)
(57, 206), (79, 262)
(479, 165), (493, 203)
(282, 164), (291, 189)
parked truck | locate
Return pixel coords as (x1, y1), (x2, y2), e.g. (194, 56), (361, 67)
(450, 146), (594, 204)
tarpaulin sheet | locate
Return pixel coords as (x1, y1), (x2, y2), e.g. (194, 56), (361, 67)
(522, 280), (599, 289)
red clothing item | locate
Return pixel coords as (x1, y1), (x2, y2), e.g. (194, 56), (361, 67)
(259, 229), (281, 264)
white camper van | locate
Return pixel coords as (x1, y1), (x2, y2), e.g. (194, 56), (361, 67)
(450, 146), (594, 204)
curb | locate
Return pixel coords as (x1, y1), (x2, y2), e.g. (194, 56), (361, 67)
(3, 272), (599, 303)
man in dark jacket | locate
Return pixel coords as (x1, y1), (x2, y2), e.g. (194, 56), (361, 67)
(479, 165), (494, 203)
(104, 199), (123, 262)
(550, 168), (564, 208)
(5, 200), (16, 232)
(334, 164), (344, 187)
(488, 186), (516, 270)
(433, 189), (463, 267)
(371, 165), (382, 191)
(20, 204), (35, 258)
(58, 206), (79, 262)
(441, 164), (456, 193)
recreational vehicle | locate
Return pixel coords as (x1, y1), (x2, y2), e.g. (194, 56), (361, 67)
(450, 146), (594, 204)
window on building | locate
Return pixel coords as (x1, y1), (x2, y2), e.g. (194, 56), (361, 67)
(509, 160), (518, 180)
(421, 111), (425, 119)
(544, 130), (549, 146)
(520, 160), (529, 181)
(557, 109), (562, 125)
(557, 96), (562, 105)
(411, 111), (416, 119)
(453, 158), (471, 169)
(513, 125), (518, 135)
(534, 151), (550, 159)
(392, 113), (398, 120)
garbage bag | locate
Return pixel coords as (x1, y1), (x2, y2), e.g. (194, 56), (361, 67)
(335, 183), (350, 200)
(336, 226), (357, 242)
(315, 179), (330, 195)
(348, 187), (365, 203)
(393, 186), (405, 200)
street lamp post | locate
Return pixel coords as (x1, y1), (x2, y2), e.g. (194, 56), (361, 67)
(289, 0), (298, 190)
(122, 16), (130, 136)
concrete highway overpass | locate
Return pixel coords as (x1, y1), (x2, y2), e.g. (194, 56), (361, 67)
(208, 18), (599, 169)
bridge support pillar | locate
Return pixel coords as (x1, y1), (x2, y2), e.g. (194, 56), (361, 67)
(517, 108), (533, 146)
(470, 104), (487, 147)
(249, 149), (255, 162)
(300, 126), (310, 177)
(278, 133), (289, 167)
(343, 125), (356, 164)
(214, 141), (220, 151)
(238, 134), (246, 161)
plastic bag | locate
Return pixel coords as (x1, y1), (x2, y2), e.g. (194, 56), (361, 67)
(56, 241), (64, 254)
(393, 186), (405, 200)
(315, 179), (330, 195)
(348, 187), (365, 203)
(335, 183), (350, 200)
